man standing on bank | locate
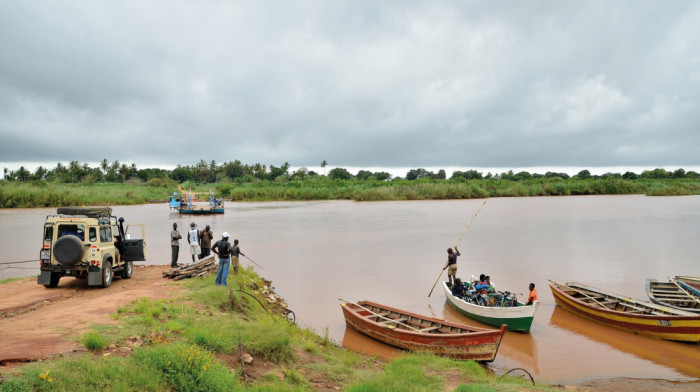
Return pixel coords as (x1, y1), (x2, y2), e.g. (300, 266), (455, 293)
(211, 232), (232, 286)
(231, 239), (245, 276)
(170, 223), (182, 267)
(199, 225), (213, 259)
(187, 222), (200, 263)
(444, 246), (461, 286)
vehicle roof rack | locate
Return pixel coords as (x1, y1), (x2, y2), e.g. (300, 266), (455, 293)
(56, 207), (113, 217)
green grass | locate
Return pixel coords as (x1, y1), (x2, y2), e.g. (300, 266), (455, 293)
(79, 331), (107, 352)
(2, 176), (699, 208)
(0, 276), (30, 285)
(0, 267), (560, 392)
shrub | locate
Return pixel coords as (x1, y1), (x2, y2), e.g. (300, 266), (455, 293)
(134, 344), (240, 392)
(80, 331), (107, 352)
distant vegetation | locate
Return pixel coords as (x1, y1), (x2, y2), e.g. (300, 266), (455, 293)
(1, 160), (698, 207)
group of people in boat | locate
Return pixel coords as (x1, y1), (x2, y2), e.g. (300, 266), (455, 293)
(443, 246), (538, 306)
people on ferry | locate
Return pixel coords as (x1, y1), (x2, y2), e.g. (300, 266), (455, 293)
(474, 274), (490, 293)
(451, 277), (466, 299)
(484, 276), (495, 293)
(526, 283), (538, 305)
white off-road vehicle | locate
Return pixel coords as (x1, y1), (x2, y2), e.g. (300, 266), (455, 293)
(38, 207), (146, 288)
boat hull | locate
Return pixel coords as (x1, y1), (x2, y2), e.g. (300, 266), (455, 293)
(179, 208), (224, 214)
(551, 282), (700, 342)
(341, 300), (505, 361)
(442, 282), (539, 332)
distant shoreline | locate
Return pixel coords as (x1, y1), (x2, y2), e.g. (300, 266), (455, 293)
(1, 177), (698, 208)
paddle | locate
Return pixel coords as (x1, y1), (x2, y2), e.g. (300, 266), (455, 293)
(243, 255), (264, 269)
(668, 277), (700, 305)
(339, 298), (423, 333)
(428, 200), (487, 297)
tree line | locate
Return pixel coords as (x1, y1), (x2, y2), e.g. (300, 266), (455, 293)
(2, 159), (698, 184)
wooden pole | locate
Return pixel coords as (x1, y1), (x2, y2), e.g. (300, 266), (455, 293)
(427, 267), (446, 297)
(428, 200), (486, 297)
(668, 277), (700, 305)
(243, 255), (264, 269)
(455, 200), (486, 249)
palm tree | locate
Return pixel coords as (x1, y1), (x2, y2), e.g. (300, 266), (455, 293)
(321, 160), (327, 176)
(100, 159), (109, 180)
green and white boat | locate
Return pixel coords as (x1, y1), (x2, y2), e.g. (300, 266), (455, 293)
(442, 281), (539, 332)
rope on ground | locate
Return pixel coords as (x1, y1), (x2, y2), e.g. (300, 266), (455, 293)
(501, 368), (535, 385)
(232, 289), (296, 323)
(0, 259), (39, 265)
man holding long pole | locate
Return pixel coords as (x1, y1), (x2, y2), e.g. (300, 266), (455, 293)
(428, 200), (486, 297)
(444, 246), (461, 287)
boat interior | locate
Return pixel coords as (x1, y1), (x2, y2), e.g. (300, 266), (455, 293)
(559, 284), (679, 316)
(350, 303), (478, 335)
(649, 281), (700, 310)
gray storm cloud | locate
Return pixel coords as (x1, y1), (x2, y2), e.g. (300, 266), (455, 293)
(1, 1), (698, 171)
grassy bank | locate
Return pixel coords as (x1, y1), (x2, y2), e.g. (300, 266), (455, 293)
(0, 268), (556, 392)
(1, 177), (698, 208)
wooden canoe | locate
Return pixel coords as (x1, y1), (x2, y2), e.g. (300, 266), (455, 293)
(442, 282), (539, 332)
(647, 279), (700, 313)
(550, 280), (700, 342)
(340, 300), (506, 362)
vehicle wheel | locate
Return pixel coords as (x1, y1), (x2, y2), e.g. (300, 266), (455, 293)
(121, 260), (133, 279)
(101, 261), (113, 288)
(43, 273), (61, 288)
(54, 236), (84, 265)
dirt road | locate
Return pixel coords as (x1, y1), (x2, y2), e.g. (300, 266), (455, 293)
(0, 265), (176, 364)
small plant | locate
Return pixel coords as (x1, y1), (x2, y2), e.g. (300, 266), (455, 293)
(134, 343), (238, 392)
(80, 331), (107, 352)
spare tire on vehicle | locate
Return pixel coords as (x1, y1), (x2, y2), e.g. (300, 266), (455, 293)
(54, 235), (84, 265)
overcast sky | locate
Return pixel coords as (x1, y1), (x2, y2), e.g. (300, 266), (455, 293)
(1, 1), (699, 176)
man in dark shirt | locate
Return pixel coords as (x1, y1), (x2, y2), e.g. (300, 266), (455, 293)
(211, 232), (232, 286)
(199, 225), (213, 259)
(451, 277), (466, 299)
(443, 246), (461, 286)
(170, 223), (182, 267)
(231, 239), (245, 276)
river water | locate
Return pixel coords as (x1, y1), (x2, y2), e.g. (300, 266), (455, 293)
(1, 195), (699, 384)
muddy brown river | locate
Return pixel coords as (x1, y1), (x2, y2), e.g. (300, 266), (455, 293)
(1, 195), (699, 384)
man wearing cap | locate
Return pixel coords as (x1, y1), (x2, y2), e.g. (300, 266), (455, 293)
(211, 232), (233, 286)
(187, 222), (201, 263)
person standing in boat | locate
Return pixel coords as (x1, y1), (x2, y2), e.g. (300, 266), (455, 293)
(199, 225), (214, 259)
(170, 223), (182, 268)
(231, 239), (245, 276)
(211, 232), (233, 286)
(526, 283), (538, 305)
(443, 246), (460, 286)
(187, 222), (201, 263)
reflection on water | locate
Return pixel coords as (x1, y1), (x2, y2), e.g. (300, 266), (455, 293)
(549, 305), (700, 379)
(2, 196), (700, 383)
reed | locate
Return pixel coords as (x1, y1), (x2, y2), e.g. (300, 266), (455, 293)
(1, 177), (698, 208)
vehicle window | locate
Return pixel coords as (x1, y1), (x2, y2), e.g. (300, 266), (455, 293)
(44, 225), (53, 241)
(58, 224), (85, 240)
(100, 227), (113, 243)
(89, 227), (97, 242)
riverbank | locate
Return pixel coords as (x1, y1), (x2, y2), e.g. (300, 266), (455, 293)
(2, 266), (700, 391)
(0, 265), (558, 391)
(1, 177), (699, 207)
